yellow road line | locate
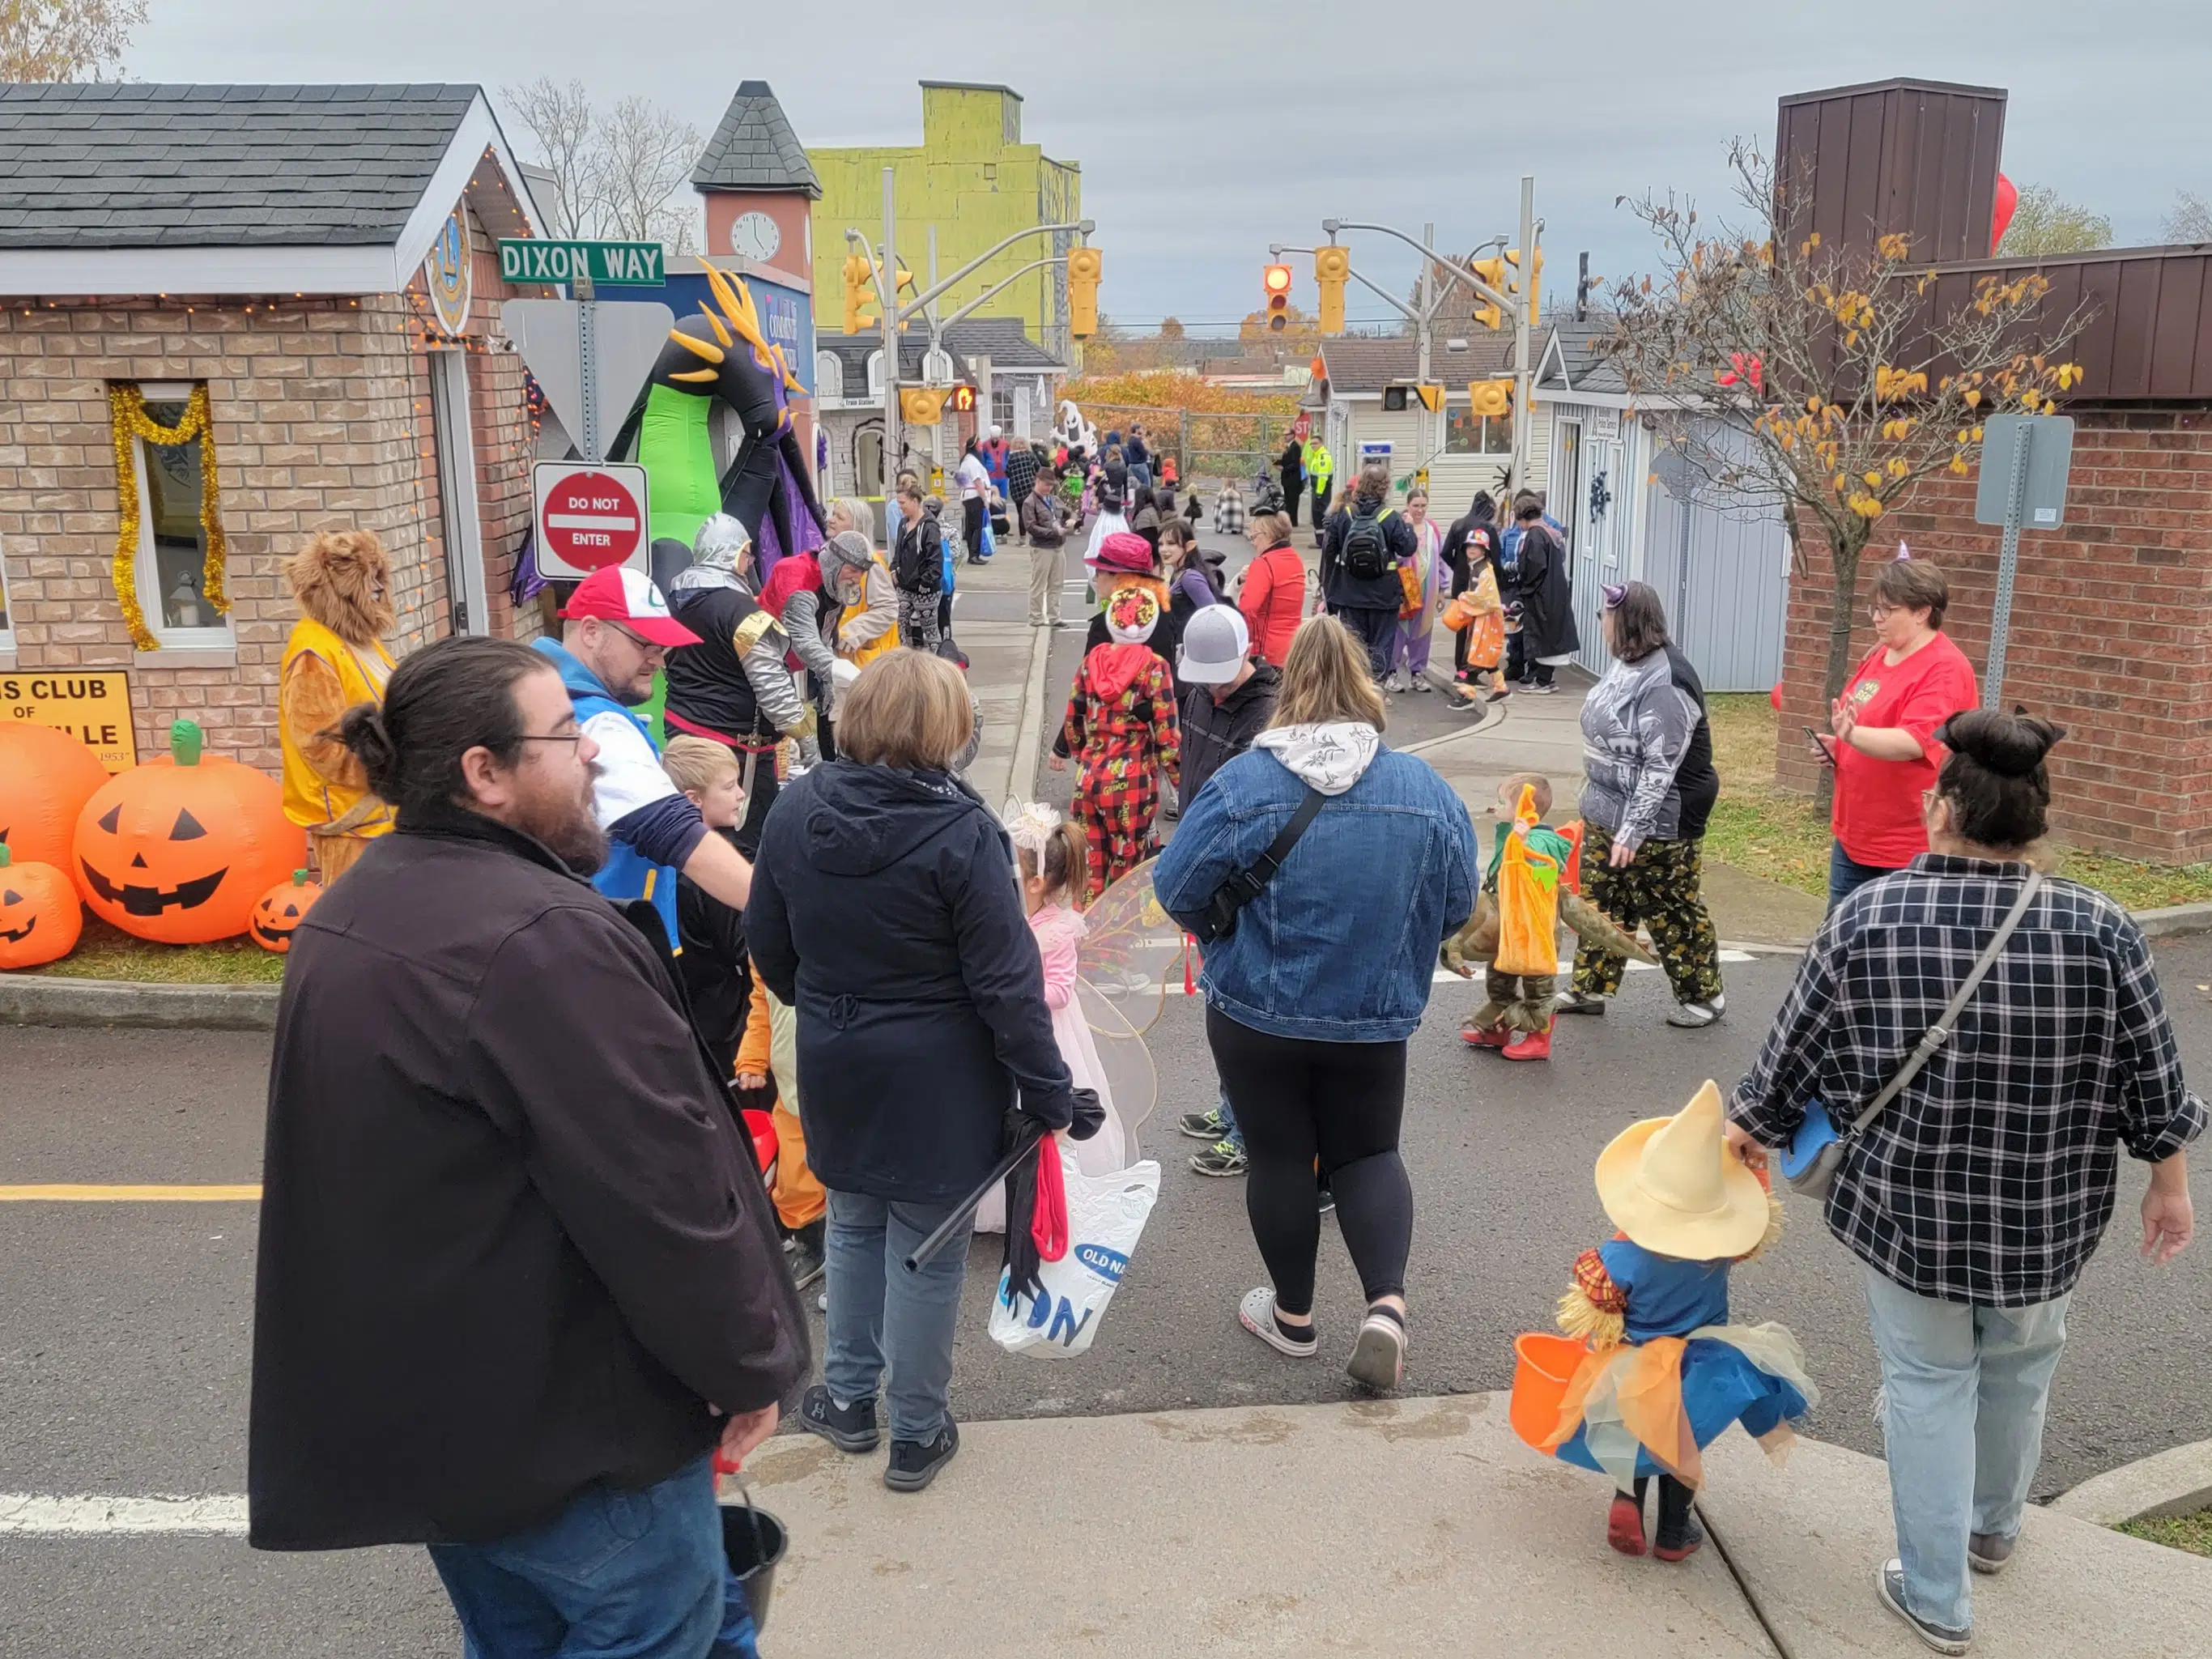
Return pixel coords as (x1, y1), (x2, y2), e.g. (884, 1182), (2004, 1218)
(0, 1185), (262, 1202)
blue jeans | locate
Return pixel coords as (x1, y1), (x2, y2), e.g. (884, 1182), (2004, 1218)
(1827, 842), (1903, 911)
(1861, 1267), (2071, 1632)
(428, 1453), (760, 1659)
(1217, 1088), (1245, 1152)
(824, 1189), (969, 1443)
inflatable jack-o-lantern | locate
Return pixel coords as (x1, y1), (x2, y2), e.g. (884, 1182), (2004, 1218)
(0, 842), (81, 969)
(250, 868), (322, 953)
(74, 720), (305, 944)
(0, 721), (111, 871)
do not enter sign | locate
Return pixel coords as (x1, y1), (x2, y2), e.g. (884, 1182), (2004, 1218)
(533, 462), (651, 581)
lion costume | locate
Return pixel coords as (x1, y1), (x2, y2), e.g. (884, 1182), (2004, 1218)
(279, 530), (396, 883)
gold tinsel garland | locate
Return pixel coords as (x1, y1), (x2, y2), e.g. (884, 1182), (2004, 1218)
(108, 385), (230, 650)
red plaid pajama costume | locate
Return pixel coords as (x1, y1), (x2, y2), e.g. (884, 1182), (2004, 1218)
(1060, 642), (1180, 901)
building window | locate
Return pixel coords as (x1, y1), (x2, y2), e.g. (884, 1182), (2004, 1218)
(1444, 405), (1515, 457)
(991, 385), (1015, 432)
(129, 382), (232, 647)
(815, 349), (841, 402)
(865, 350), (885, 399)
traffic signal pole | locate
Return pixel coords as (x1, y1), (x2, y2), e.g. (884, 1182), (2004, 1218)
(1511, 176), (1536, 496)
(882, 168), (900, 482)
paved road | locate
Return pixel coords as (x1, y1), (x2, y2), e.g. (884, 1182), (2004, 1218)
(6, 935), (2212, 1654)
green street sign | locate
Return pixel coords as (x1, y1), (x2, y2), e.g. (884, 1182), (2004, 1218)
(498, 239), (664, 287)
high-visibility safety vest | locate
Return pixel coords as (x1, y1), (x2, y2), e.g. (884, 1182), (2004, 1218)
(279, 617), (395, 837)
(1304, 441), (1334, 484)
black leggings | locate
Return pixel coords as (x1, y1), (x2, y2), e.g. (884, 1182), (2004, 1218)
(1206, 1006), (1412, 1317)
(963, 495), (987, 559)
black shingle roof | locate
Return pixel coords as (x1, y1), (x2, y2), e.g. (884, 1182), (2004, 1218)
(691, 81), (819, 198)
(1315, 332), (1515, 394)
(0, 83), (481, 249)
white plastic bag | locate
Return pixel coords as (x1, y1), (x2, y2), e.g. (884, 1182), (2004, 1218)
(988, 1140), (1159, 1359)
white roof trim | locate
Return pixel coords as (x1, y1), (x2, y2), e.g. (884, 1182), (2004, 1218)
(1536, 331), (1571, 391)
(0, 90), (538, 297)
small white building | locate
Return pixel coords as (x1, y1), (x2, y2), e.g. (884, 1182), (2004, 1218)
(1535, 321), (1789, 692)
(1304, 334), (1542, 517)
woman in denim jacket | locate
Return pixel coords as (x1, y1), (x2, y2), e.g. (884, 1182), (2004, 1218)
(1156, 616), (1477, 1393)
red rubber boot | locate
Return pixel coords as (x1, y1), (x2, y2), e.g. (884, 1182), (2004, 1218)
(1460, 1023), (1510, 1049)
(1501, 1018), (1555, 1061)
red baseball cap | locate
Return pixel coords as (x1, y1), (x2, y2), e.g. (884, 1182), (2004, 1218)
(559, 566), (700, 648)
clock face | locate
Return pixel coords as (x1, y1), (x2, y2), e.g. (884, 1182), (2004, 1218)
(730, 211), (781, 261)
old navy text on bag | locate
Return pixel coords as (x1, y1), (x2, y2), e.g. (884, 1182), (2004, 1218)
(988, 1146), (1159, 1359)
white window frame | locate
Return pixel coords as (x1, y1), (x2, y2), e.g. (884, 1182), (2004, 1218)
(1443, 403), (1514, 457)
(815, 349), (842, 404)
(130, 380), (234, 652)
(864, 350), (885, 400)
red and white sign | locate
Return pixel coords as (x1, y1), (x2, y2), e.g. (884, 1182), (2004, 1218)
(1292, 411), (1312, 443)
(532, 462), (651, 581)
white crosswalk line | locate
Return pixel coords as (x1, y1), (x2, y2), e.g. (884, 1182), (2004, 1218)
(0, 1493), (249, 1535)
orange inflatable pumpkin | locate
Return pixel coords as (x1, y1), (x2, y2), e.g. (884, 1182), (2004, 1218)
(0, 722), (111, 870)
(0, 842), (81, 969)
(74, 720), (305, 944)
(250, 868), (322, 953)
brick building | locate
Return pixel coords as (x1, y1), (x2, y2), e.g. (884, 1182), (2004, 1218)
(1769, 81), (2212, 861)
(0, 83), (549, 774)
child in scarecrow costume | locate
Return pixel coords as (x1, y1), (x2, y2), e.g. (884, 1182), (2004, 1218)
(1517, 1081), (1815, 1562)
(279, 530), (397, 884)
(1448, 775), (1653, 1061)
(1057, 585), (1180, 901)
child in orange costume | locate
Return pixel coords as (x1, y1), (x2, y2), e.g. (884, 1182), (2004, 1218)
(736, 968), (827, 1292)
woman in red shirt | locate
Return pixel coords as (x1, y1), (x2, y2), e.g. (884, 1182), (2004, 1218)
(1820, 559), (1979, 908)
(1236, 500), (1308, 667)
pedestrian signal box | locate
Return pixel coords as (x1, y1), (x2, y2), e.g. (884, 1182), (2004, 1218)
(950, 384), (977, 414)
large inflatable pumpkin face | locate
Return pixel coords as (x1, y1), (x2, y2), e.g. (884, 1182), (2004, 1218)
(73, 721), (305, 945)
(0, 722), (110, 870)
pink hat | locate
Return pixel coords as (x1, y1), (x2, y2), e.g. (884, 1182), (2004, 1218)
(559, 566), (700, 647)
(1086, 531), (1155, 576)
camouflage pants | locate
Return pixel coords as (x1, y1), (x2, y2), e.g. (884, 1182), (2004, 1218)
(1569, 824), (1723, 1003)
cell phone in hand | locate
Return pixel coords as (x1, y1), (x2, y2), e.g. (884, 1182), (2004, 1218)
(1804, 726), (1836, 766)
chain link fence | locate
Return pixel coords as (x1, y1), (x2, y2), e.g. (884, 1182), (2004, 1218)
(1073, 402), (1304, 491)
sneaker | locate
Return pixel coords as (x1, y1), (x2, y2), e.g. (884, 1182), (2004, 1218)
(1487, 683), (1512, 703)
(1179, 1108), (1228, 1141)
(798, 1384), (879, 1454)
(1410, 676), (1434, 694)
(1384, 671), (1406, 693)
(787, 1220), (826, 1293)
(1190, 1138), (1249, 1177)
(1346, 1309), (1406, 1392)
(817, 1290), (828, 1312)
(1317, 1184), (1335, 1215)
(1967, 1533), (2015, 1576)
(1554, 989), (1608, 1017)
(1239, 1286), (1318, 1357)
(1666, 993), (1727, 1029)
(1877, 1559), (1973, 1654)
(1524, 681), (1559, 696)
(884, 1419), (959, 1493)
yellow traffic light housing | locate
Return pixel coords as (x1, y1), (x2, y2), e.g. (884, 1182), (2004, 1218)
(1312, 245), (1349, 336)
(900, 388), (948, 426)
(1470, 256), (1507, 330)
(1505, 247), (1543, 322)
(1263, 262), (1293, 333)
(1066, 246), (1102, 339)
(1414, 384), (1444, 414)
(841, 253), (874, 334)
(1467, 379), (1512, 419)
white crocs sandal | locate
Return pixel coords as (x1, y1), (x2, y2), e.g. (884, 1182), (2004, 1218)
(1238, 1287), (1317, 1357)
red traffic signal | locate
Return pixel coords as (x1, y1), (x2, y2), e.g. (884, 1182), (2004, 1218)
(1264, 262), (1292, 332)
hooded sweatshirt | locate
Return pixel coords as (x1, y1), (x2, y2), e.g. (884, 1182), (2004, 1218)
(742, 760), (1074, 1204)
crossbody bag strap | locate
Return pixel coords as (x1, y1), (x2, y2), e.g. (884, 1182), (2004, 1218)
(1248, 787), (1327, 887)
(1844, 869), (2044, 1138)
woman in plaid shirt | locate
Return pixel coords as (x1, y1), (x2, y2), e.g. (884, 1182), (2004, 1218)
(1726, 709), (2202, 1655)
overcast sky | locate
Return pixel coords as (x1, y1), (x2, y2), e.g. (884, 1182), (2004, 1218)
(132, 0), (2210, 332)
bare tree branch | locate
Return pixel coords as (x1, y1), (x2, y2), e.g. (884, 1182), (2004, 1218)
(498, 80), (702, 253)
(500, 77), (597, 240)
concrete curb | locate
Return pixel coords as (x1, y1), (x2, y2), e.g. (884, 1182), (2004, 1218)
(0, 974), (279, 1032)
(2052, 1438), (2212, 1527)
(2134, 901), (2212, 939)
(1006, 611), (1050, 806)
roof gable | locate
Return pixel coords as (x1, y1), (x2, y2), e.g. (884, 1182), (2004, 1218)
(692, 80), (820, 198)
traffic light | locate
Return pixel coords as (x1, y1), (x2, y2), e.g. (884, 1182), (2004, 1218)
(900, 388), (948, 426)
(1312, 245), (1349, 336)
(1263, 262), (1293, 332)
(1468, 379), (1512, 419)
(1504, 247), (1543, 322)
(949, 384), (977, 414)
(1470, 257), (1507, 330)
(1066, 246), (1102, 338)
(840, 253), (873, 334)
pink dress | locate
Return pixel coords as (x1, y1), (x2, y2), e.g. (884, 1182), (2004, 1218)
(975, 903), (1129, 1234)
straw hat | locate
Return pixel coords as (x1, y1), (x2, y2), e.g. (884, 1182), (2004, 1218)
(1593, 1081), (1769, 1260)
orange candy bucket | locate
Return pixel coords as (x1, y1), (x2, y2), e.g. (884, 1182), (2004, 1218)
(1508, 1333), (1591, 1450)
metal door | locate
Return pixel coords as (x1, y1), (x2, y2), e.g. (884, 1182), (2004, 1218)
(427, 351), (489, 636)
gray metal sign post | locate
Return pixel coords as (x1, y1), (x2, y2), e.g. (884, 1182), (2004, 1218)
(1972, 412), (2074, 708)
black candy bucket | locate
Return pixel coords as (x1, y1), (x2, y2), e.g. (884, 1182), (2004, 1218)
(717, 1477), (789, 1636)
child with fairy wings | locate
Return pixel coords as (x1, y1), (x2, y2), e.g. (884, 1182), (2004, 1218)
(1051, 585), (1181, 901)
(1512, 1081), (1815, 1563)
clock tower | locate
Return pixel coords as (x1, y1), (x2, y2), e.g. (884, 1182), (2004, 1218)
(691, 80), (819, 282)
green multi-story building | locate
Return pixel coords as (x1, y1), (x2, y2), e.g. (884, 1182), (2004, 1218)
(808, 82), (1080, 362)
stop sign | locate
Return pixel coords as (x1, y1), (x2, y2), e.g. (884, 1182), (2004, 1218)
(533, 462), (650, 581)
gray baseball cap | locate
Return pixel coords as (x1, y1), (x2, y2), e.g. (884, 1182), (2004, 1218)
(1177, 604), (1251, 685)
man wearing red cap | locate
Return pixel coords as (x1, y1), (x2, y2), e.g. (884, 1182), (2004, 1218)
(532, 566), (754, 949)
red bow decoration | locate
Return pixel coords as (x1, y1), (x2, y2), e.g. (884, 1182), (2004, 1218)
(1715, 351), (1764, 394)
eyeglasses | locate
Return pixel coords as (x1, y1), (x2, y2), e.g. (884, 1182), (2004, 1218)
(604, 622), (663, 656)
(517, 729), (585, 748)
(1870, 603), (1897, 620)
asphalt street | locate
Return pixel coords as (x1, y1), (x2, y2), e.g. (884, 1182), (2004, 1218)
(4, 524), (2209, 1654)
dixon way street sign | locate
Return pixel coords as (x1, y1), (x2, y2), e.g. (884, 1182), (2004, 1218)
(499, 239), (665, 287)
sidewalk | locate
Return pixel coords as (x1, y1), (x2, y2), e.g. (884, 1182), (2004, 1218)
(942, 551), (1053, 810)
(741, 1394), (2212, 1657)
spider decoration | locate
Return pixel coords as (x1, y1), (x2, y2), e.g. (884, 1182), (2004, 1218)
(1589, 470), (1613, 525)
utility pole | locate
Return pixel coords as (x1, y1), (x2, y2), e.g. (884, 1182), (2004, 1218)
(928, 225), (944, 483)
(880, 166), (900, 483)
(1416, 222), (1436, 471)
(1511, 175), (1535, 495)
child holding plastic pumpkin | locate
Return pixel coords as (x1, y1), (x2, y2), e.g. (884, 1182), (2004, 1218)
(1508, 1081), (1814, 1563)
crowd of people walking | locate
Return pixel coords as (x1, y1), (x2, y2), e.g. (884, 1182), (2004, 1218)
(241, 446), (2201, 1659)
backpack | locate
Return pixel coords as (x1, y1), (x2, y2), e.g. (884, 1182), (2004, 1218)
(1343, 503), (1393, 581)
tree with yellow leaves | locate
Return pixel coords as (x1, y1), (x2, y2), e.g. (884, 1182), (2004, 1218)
(1, 0), (147, 81)
(1597, 141), (2089, 734)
